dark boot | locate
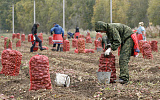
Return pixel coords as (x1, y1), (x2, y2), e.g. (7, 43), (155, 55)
(40, 48), (46, 51)
(57, 44), (60, 51)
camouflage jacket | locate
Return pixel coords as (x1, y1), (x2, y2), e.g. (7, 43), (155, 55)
(95, 21), (133, 51)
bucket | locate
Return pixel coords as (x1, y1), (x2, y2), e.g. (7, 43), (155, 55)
(97, 47), (102, 52)
(55, 73), (70, 87)
(96, 66), (112, 84)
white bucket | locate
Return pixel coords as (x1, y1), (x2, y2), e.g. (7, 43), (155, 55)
(96, 66), (112, 84)
(96, 71), (111, 84)
(55, 73), (70, 87)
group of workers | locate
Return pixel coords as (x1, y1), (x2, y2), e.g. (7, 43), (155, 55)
(30, 21), (146, 84)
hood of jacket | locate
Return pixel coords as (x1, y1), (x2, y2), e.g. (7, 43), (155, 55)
(54, 24), (59, 27)
(95, 21), (107, 32)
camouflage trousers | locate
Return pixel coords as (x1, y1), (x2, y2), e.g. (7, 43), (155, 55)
(119, 37), (134, 82)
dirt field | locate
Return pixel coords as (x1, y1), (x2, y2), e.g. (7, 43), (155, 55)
(0, 33), (159, 100)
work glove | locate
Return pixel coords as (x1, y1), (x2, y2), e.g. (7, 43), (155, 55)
(105, 48), (111, 56)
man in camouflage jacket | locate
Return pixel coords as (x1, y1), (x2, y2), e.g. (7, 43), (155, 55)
(95, 21), (134, 84)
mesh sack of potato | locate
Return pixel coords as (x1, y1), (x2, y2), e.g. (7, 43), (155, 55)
(4, 37), (12, 50)
(78, 38), (85, 53)
(48, 36), (53, 45)
(142, 43), (153, 59)
(72, 39), (78, 48)
(0, 49), (22, 76)
(150, 40), (158, 52)
(16, 33), (20, 39)
(21, 34), (25, 42)
(63, 40), (70, 51)
(29, 55), (52, 91)
(16, 40), (21, 47)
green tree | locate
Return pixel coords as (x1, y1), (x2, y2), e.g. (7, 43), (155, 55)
(127, 0), (149, 28)
(112, 0), (129, 24)
(91, 0), (110, 28)
(0, 0), (12, 32)
(147, 0), (160, 26)
(15, 0), (33, 33)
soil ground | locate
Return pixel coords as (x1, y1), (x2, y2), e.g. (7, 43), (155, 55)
(0, 33), (159, 100)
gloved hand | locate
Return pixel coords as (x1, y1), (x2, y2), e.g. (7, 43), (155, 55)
(105, 48), (111, 55)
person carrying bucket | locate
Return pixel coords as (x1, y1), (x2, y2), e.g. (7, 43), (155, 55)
(50, 23), (64, 51)
(95, 21), (139, 84)
(30, 23), (46, 52)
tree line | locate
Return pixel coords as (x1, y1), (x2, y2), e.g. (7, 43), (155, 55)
(0, 0), (159, 34)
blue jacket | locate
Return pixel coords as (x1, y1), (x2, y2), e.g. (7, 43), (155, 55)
(50, 24), (64, 37)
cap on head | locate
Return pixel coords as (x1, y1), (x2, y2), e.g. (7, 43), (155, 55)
(36, 22), (40, 26)
(139, 22), (144, 26)
(95, 21), (107, 32)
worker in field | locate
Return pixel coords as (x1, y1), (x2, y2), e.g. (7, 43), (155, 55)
(95, 21), (139, 84)
(30, 23), (46, 52)
(50, 23), (64, 51)
(74, 26), (80, 39)
(137, 22), (146, 41)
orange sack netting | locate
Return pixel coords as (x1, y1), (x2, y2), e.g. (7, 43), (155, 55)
(63, 40), (70, 51)
(0, 49), (22, 76)
(16, 33), (20, 39)
(38, 34), (43, 42)
(12, 33), (16, 40)
(78, 38), (85, 53)
(142, 43), (153, 59)
(48, 36), (53, 45)
(98, 53), (116, 83)
(150, 40), (158, 52)
(4, 37), (12, 50)
(72, 39), (78, 48)
(21, 34), (25, 42)
(16, 40), (21, 47)
(29, 55), (52, 91)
